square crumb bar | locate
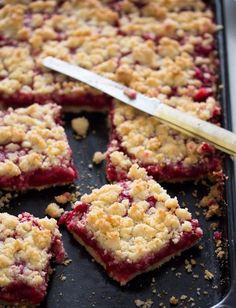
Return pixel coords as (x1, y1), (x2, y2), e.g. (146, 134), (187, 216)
(0, 0), (220, 112)
(0, 212), (65, 306)
(0, 103), (76, 190)
(60, 165), (203, 285)
(106, 102), (222, 182)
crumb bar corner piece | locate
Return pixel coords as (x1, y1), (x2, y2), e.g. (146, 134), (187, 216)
(59, 164), (203, 285)
(106, 102), (223, 183)
(0, 103), (77, 190)
(0, 212), (65, 306)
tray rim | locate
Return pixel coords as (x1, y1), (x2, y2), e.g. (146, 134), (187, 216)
(213, 0), (236, 307)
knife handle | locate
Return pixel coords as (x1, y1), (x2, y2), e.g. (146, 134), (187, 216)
(156, 104), (236, 156)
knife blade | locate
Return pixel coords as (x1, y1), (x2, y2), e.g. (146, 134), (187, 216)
(43, 56), (236, 156)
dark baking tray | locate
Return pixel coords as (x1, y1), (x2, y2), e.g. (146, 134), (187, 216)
(1, 0), (236, 307)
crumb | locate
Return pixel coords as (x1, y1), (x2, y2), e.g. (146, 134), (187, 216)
(199, 174), (224, 219)
(185, 260), (192, 273)
(124, 88), (137, 99)
(71, 117), (89, 138)
(210, 223), (219, 230)
(169, 296), (178, 305)
(45, 203), (64, 218)
(180, 295), (187, 300)
(59, 274), (67, 281)
(190, 259), (196, 265)
(88, 163), (93, 169)
(55, 192), (73, 204)
(0, 192), (15, 209)
(92, 151), (106, 164)
(134, 299), (153, 308)
(198, 245), (203, 250)
(62, 258), (72, 266)
(204, 270), (214, 280)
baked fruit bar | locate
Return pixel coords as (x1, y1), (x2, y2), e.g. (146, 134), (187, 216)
(106, 102), (222, 182)
(0, 212), (65, 306)
(0, 0), (219, 111)
(60, 164), (203, 285)
(0, 103), (76, 190)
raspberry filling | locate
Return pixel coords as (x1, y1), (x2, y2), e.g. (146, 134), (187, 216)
(60, 202), (203, 284)
(106, 129), (222, 183)
(0, 165), (77, 190)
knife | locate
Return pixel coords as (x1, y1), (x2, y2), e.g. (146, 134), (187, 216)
(43, 56), (236, 156)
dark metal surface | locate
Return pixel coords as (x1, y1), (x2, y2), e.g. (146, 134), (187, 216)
(1, 0), (236, 307)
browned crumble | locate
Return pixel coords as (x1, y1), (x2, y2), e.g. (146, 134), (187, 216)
(210, 222), (219, 230)
(55, 192), (73, 204)
(92, 151), (106, 165)
(0, 192), (15, 209)
(59, 274), (67, 281)
(62, 259), (72, 266)
(204, 270), (214, 280)
(180, 295), (188, 300)
(215, 239), (225, 259)
(134, 299), (153, 308)
(185, 260), (192, 273)
(169, 296), (179, 305)
(71, 117), (89, 138)
(199, 181), (223, 219)
(45, 202), (64, 218)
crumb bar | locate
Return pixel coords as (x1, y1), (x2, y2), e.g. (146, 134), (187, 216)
(60, 165), (203, 285)
(0, 212), (65, 305)
(0, 103), (76, 190)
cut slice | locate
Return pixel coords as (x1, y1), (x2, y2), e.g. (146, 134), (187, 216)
(106, 102), (222, 183)
(59, 164), (203, 285)
(0, 103), (77, 190)
(0, 212), (65, 306)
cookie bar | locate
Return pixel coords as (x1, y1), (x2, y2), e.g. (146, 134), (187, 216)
(0, 212), (65, 305)
(60, 165), (203, 285)
(106, 102), (222, 182)
(0, 103), (76, 190)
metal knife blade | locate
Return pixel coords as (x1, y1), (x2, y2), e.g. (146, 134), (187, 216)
(42, 56), (236, 156)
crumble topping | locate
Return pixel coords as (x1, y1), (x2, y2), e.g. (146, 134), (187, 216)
(111, 101), (217, 167)
(0, 103), (72, 178)
(0, 1), (219, 106)
(45, 203), (64, 218)
(71, 117), (89, 138)
(77, 164), (201, 262)
(0, 212), (64, 288)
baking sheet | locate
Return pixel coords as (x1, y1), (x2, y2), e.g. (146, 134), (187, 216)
(1, 0), (236, 307)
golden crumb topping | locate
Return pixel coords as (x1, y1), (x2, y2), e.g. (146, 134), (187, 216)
(0, 1), (218, 103)
(0, 103), (71, 178)
(78, 164), (197, 262)
(0, 212), (63, 287)
(112, 101), (216, 167)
